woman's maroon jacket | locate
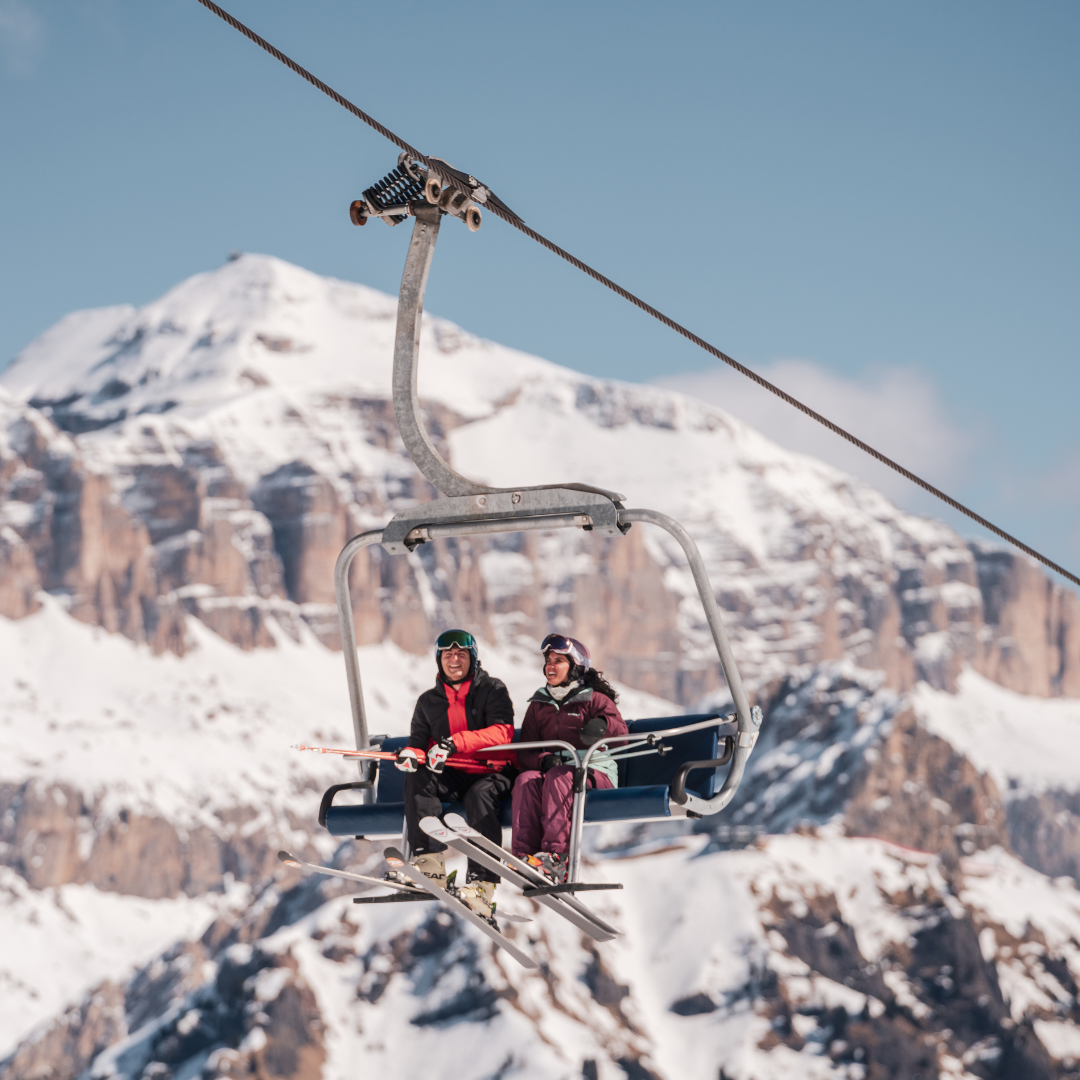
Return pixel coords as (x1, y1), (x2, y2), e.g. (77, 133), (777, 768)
(515, 685), (627, 772)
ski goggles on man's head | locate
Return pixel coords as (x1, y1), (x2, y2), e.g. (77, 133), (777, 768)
(540, 633), (590, 670)
(435, 629), (477, 653)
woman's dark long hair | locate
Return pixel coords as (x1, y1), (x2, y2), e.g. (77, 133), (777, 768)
(581, 667), (619, 704)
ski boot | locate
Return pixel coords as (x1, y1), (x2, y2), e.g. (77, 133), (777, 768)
(524, 851), (568, 885)
(455, 877), (497, 922)
(386, 850), (446, 889)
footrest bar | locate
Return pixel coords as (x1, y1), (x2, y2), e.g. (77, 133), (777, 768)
(352, 891), (437, 904)
(521, 882), (624, 897)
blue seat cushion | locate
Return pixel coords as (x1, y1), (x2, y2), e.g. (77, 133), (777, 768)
(324, 784), (672, 837)
(583, 785), (670, 822)
(326, 798), (513, 839)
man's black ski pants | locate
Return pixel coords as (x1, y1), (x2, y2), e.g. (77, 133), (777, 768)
(403, 767), (513, 882)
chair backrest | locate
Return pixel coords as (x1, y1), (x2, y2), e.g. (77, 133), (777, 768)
(621, 715), (722, 799)
(373, 716), (722, 803)
(376, 736), (410, 803)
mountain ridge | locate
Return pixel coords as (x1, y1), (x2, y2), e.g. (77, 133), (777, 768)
(4, 254), (1080, 1077)
(2, 252), (1077, 703)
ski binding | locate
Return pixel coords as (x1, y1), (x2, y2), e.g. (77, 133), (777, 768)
(383, 846), (538, 969)
(423, 815), (622, 941)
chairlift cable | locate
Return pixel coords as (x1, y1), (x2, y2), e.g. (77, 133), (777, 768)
(193, 0), (1080, 591)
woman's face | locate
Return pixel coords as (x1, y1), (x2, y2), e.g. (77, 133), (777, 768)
(544, 651), (571, 686)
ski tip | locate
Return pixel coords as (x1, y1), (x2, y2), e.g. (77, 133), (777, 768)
(383, 847), (405, 866)
(277, 850), (301, 867)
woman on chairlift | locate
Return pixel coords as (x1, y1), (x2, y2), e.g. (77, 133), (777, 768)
(512, 634), (627, 884)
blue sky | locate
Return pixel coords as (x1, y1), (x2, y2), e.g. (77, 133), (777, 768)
(1, 1), (1078, 575)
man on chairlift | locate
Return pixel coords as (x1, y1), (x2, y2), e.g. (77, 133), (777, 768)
(392, 629), (514, 918)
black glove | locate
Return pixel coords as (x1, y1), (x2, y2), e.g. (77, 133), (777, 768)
(539, 754), (561, 774)
(581, 715), (608, 743)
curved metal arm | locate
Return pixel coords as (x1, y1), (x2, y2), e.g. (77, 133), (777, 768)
(668, 745), (734, 806)
(391, 213), (624, 504)
(618, 508), (761, 815)
(392, 208), (490, 497)
(334, 529), (386, 794)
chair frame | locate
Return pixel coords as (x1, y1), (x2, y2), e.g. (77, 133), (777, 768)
(326, 199), (763, 880)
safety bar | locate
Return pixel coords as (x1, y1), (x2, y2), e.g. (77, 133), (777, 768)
(570, 714), (743, 880)
(474, 739), (581, 764)
(474, 715), (741, 882)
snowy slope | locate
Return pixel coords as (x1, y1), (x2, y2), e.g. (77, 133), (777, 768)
(0, 600), (673, 829)
(0, 252), (1000, 701)
(11, 833), (1080, 1080)
(4, 253), (1080, 1078)
(0, 599), (672, 1059)
(914, 670), (1080, 797)
(0, 869), (235, 1057)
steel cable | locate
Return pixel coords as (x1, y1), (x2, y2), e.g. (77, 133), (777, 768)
(194, 0), (1079, 589)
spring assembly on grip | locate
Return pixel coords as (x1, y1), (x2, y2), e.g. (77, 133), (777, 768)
(360, 158), (424, 224)
(350, 154), (484, 231)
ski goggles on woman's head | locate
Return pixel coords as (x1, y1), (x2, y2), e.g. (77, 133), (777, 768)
(436, 629), (477, 653)
(541, 633), (590, 670)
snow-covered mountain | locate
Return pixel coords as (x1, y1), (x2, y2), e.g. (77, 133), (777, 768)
(3, 253), (1080, 1079)
(2, 254), (1076, 702)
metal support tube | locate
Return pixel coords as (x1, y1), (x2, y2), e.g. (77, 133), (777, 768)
(405, 512), (593, 545)
(389, 214), (624, 505)
(392, 211), (492, 497)
(568, 778), (588, 882)
(334, 528), (386, 797)
(617, 507), (762, 815)
(475, 740), (581, 761)
(620, 508), (752, 728)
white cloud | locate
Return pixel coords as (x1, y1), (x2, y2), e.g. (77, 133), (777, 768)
(655, 359), (977, 511)
(0, 0), (44, 78)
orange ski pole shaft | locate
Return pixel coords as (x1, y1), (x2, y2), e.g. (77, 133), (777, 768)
(291, 743), (426, 763)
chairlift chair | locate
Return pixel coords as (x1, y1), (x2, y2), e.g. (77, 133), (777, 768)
(317, 154), (763, 899)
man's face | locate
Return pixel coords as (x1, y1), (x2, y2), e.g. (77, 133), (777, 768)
(440, 645), (471, 683)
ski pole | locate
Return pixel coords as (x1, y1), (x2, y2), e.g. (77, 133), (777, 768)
(291, 743), (426, 764)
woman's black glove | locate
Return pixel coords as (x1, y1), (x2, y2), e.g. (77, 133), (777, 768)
(581, 715), (608, 743)
(539, 754), (561, 774)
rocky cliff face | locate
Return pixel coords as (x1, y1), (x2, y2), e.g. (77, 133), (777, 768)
(7, 835), (1080, 1080)
(1, 254), (1077, 708)
(4, 254), (1080, 1078)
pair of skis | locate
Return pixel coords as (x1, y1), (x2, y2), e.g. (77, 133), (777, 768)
(280, 814), (622, 968)
(401, 814), (622, 967)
